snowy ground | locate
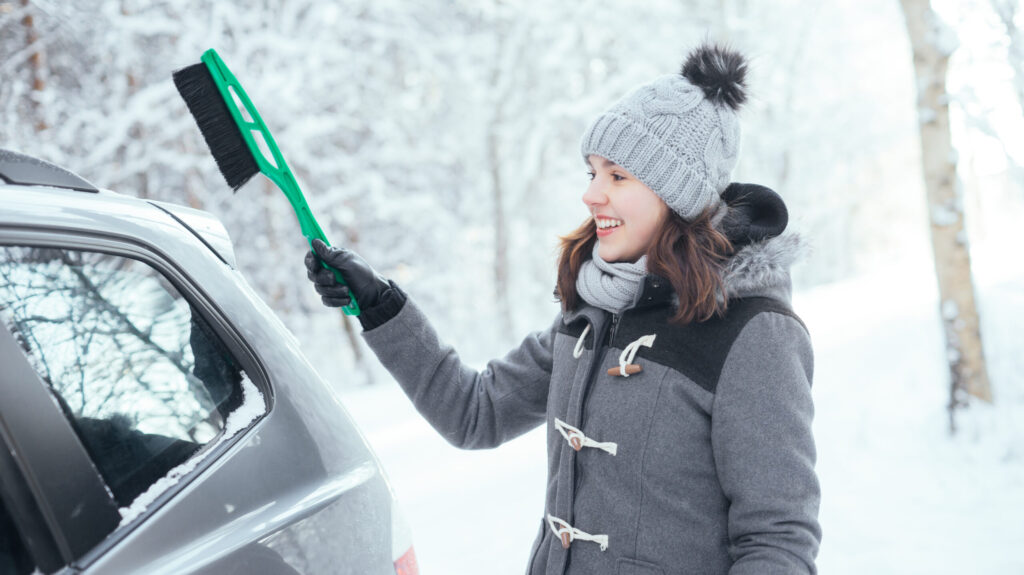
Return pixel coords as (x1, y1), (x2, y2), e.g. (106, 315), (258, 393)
(337, 250), (1024, 574)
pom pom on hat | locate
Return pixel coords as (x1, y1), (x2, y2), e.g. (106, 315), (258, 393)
(681, 43), (748, 111)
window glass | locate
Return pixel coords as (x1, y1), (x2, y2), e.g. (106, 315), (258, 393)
(0, 246), (245, 508)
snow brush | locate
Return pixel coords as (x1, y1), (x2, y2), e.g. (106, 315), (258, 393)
(172, 48), (360, 316)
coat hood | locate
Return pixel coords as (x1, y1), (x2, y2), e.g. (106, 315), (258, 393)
(721, 232), (804, 304)
(718, 182), (803, 305)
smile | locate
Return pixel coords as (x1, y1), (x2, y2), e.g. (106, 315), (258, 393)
(595, 217), (623, 229)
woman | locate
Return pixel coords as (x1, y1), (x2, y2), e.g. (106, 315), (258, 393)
(306, 43), (820, 574)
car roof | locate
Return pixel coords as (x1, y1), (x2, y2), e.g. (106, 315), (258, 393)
(0, 183), (237, 267)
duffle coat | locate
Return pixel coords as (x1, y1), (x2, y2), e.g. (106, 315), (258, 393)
(362, 232), (821, 575)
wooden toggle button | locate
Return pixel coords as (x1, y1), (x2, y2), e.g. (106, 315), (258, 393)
(569, 436), (583, 451)
(560, 531), (571, 549)
(607, 364), (643, 376)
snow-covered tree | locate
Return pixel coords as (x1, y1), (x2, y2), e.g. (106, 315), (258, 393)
(1, 0), (1016, 400)
(901, 0), (992, 430)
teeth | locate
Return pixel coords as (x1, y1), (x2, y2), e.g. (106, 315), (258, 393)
(596, 218), (623, 229)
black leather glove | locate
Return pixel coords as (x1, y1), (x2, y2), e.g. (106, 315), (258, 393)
(305, 239), (391, 309)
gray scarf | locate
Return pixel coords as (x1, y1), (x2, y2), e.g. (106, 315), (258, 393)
(575, 244), (647, 313)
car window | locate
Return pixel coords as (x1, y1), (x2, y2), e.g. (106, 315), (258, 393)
(0, 246), (246, 509)
(0, 496), (36, 575)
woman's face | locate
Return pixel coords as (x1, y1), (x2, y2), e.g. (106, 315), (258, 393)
(583, 155), (670, 263)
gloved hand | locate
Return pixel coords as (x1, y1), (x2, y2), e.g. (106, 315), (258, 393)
(305, 239), (391, 309)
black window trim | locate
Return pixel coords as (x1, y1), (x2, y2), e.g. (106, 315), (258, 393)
(0, 227), (273, 569)
(0, 318), (121, 568)
(0, 401), (65, 573)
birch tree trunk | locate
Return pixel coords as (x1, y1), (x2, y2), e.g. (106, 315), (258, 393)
(900, 0), (992, 432)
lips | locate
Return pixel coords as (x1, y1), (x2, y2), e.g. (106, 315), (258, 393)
(594, 215), (623, 238)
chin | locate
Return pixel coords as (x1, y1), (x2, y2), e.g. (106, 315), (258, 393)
(599, 251), (630, 264)
(597, 248), (618, 262)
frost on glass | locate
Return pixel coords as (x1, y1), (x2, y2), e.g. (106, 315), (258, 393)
(0, 246), (262, 508)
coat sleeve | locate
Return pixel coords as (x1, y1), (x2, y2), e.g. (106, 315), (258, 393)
(361, 293), (557, 450)
(711, 311), (821, 574)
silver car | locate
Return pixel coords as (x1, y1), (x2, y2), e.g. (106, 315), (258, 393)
(0, 149), (418, 575)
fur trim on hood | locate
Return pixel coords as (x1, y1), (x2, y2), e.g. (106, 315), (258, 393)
(722, 232), (805, 303)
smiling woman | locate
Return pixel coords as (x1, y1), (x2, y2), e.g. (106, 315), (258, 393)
(305, 41), (820, 575)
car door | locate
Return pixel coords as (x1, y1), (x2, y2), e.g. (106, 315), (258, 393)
(0, 237), (271, 574)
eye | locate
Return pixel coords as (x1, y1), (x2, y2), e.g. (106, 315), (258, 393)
(612, 173), (626, 181)
(586, 171), (596, 181)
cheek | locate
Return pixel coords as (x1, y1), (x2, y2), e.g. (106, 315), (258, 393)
(632, 198), (667, 236)
(635, 216), (660, 243)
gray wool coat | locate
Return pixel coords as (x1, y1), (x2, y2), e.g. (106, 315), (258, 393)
(362, 233), (821, 575)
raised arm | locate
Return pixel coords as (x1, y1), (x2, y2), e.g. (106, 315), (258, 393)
(306, 239), (555, 449)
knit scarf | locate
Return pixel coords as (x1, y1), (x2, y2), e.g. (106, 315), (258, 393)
(575, 244), (647, 313)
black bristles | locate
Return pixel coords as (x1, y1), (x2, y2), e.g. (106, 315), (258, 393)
(173, 62), (259, 191)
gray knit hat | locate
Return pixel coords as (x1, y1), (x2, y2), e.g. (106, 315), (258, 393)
(581, 43), (749, 221)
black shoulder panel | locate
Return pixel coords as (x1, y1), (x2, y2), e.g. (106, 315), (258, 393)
(0, 149), (99, 192)
(614, 297), (806, 393)
(558, 317), (594, 349)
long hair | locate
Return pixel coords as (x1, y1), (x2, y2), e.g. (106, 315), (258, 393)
(555, 207), (734, 324)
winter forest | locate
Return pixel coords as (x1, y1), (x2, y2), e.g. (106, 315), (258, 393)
(2, 0), (1024, 572)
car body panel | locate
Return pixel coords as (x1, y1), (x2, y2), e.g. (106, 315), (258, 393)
(147, 199), (239, 268)
(0, 184), (400, 574)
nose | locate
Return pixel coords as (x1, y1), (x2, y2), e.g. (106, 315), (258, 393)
(582, 179), (607, 209)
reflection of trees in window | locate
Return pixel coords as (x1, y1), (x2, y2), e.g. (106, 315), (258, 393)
(0, 246), (241, 446)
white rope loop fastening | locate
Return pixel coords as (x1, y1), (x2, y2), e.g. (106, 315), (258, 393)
(547, 514), (609, 551)
(572, 323), (592, 359)
(553, 418), (617, 456)
(617, 334), (656, 377)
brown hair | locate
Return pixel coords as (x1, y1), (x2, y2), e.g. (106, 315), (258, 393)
(555, 208), (734, 324)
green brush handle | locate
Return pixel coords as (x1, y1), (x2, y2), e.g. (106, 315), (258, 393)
(200, 48), (359, 316)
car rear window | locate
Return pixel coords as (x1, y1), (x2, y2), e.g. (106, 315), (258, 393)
(0, 246), (246, 509)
